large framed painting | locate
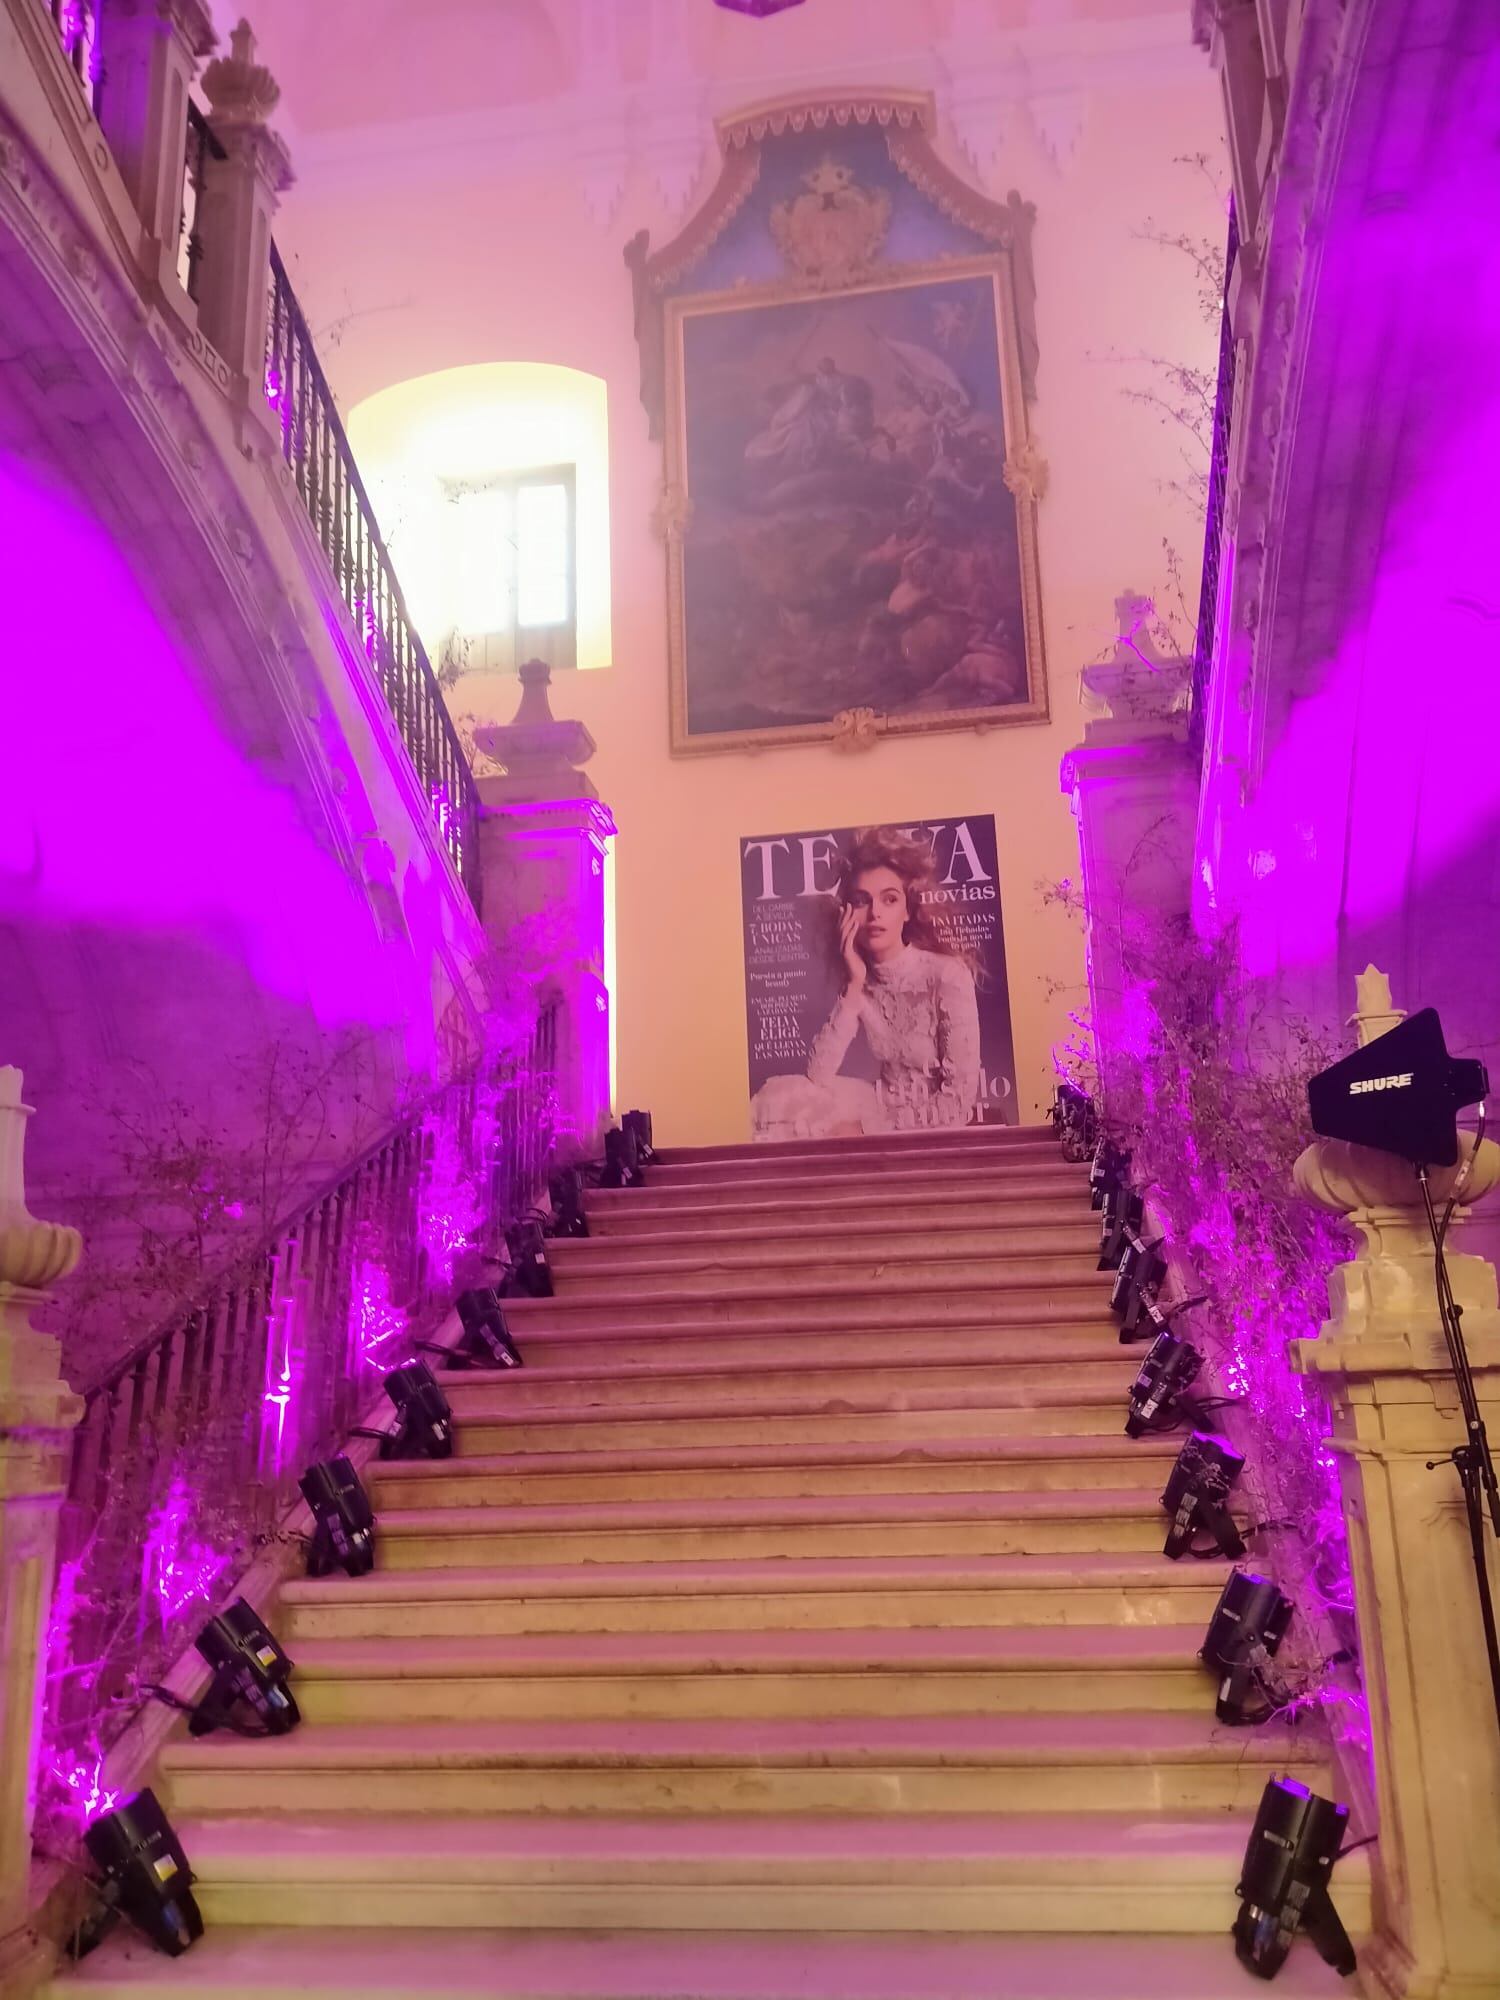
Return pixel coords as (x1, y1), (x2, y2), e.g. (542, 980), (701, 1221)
(629, 93), (1048, 757)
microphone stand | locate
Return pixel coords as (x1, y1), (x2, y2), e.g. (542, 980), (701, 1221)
(1415, 1136), (1500, 1736)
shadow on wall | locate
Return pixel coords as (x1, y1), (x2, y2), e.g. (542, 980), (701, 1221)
(0, 451), (438, 1383)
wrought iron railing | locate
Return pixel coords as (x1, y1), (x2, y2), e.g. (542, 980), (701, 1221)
(264, 246), (481, 907)
(41, 1003), (558, 1825)
(41, 0), (103, 116)
(1188, 198), (1240, 761)
(177, 101), (223, 304)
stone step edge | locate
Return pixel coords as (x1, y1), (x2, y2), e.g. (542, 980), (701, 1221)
(553, 1219), (1098, 1257)
(437, 1347), (1134, 1391)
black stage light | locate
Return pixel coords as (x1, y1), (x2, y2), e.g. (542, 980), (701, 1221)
(1050, 1085), (1097, 1163)
(603, 1122), (645, 1189)
(1233, 1776), (1357, 1980)
(1161, 1430), (1246, 1560)
(1308, 1005), (1487, 1168)
(1089, 1138), (1128, 1210)
(455, 1287), (524, 1368)
(1110, 1227), (1164, 1317)
(549, 1165), (590, 1238)
(623, 1108), (656, 1164)
(505, 1219), (553, 1298)
(299, 1456), (376, 1577)
(382, 1359), (455, 1459)
(81, 1789), (202, 1957)
(1118, 1250), (1172, 1343)
(192, 1597), (299, 1736)
(1099, 1186), (1143, 1271)
(1203, 1567), (1293, 1724)
(1125, 1331), (1202, 1438)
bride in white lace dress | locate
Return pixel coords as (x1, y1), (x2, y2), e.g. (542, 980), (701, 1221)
(751, 827), (982, 1142)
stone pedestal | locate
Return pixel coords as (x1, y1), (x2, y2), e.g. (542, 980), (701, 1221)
(1059, 598), (1197, 1113)
(476, 664), (614, 1158)
(98, 0), (216, 288)
(0, 1071), (82, 2000)
(1290, 971), (1500, 1999)
(195, 21), (291, 390)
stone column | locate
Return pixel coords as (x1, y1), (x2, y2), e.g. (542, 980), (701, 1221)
(97, 0), (217, 289)
(476, 663), (615, 1159)
(194, 20), (291, 393)
(0, 1071), (82, 2000)
(1291, 969), (1500, 2000)
(1058, 595), (1197, 1115)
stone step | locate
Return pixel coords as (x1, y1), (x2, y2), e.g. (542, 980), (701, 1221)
(287, 1623), (1209, 1724)
(370, 1487), (1168, 1570)
(449, 1387), (1135, 1456)
(499, 1281), (1112, 1335)
(277, 1552), (1229, 1643)
(550, 1217), (1100, 1268)
(158, 1712), (1327, 1817)
(655, 1126), (1051, 1164)
(166, 1811), (1372, 1937)
(43, 1923), (1369, 1999)
(368, 1432), (1181, 1509)
(434, 1352), (1136, 1418)
(614, 1158), (1087, 1199)
(547, 1249), (1106, 1300)
(582, 1190), (1091, 1238)
(481, 1318), (1130, 1377)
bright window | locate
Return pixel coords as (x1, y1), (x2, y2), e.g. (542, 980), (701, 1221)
(447, 465), (576, 673)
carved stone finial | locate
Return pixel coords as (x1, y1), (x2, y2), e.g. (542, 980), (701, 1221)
(1077, 588), (1191, 722)
(0, 1067), (82, 1295)
(203, 18), (282, 127)
(511, 658), (559, 729)
(474, 662), (599, 805)
(1351, 963), (1406, 1048)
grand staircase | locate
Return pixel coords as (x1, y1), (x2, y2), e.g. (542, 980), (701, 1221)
(55, 1126), (1367, 1999)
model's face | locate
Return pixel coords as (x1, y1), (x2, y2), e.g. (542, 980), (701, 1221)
(852, 866), (907, 961)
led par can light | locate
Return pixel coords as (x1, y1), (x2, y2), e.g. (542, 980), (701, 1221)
(1089, 1138), (1128, 1210)
(455, 1287), (524, 1368)
(603, 1123), (645, 1189)
(1119, 1251), (1168, 1343)
(1125, 1331), (1202, 1438)
(623, 1108), (656, 1163)
(549, 1165), (590, 1238)
(1234, 1776), (1356, 1980)
(1203, 1567), (1294, 1724)
(193, 1597), (300, 1735)
(1099, 1187), (1143, 1271)
(1110, 1229), (1163, 1316)
(505, 1220), (553, 1299)
(299, 1455), (376, 1577)
(382, 1359), (455, 1459)
(83, 1788), (202, 1957)
(1161, 1429), (1247, 1560)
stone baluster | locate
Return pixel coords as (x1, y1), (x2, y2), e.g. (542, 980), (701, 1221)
(0, 1071), (83, 2000)
(476, 663), (615, 1159)
(97, 0), (217, 290)
(194, 19), (291, 397)
(1290, 967), (1500, 1998)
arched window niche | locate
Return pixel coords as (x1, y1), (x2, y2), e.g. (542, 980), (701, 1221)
(347, 362), (612, 677)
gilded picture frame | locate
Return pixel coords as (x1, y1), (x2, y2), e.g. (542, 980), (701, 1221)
(661, 251), (1048, 756)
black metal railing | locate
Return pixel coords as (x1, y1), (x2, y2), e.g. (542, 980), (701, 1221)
(41, 0), (103, 115)
(264, 246), (482, 907)
(1189, 198), (1240, 760)
(42, 1002), (558, 1815)
(177, 102), (223, 304)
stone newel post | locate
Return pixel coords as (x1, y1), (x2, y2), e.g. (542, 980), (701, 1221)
(1291, 969), (1500, 1999)
(0, 1072), (82, 1999)
(98, 0), (217, 284)
(195, 19), (292, 393)
(476, 664), (615, 1159)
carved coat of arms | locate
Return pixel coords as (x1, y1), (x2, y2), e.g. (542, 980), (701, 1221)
(770, 157), (892, 290)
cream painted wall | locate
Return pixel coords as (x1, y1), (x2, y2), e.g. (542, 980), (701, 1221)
(267, 20), (1226, 1145)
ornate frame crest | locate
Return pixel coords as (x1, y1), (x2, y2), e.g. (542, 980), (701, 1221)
(627, 90), (1048, 758)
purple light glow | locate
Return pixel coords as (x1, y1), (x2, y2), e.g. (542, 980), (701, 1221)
(352, 1255), (409, 1372)
(260, 1292), (299, 1474)
(143, 1476), (234, 1625)
(49, 1755), (118, 1829)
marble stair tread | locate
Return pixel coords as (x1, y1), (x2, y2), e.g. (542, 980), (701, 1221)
(160, 1709), (1312, 1774)
(467, 1325), (1139, 1373)
(285, 1623), (1207, 1680)
(45, 1924), (1365, 2000)
(370, 1487), (1160, 1539)
(605, 1163), (1088, 1199)
(368, 1432), (1179, 1481)
(497, 1295), (1119, 1336)
(655, 1128), (1057, 1163)
(582, 1193), (1092, 1234)
(549, 1219), (1099, 1258)
(436, 1378), (1136, 1429)
(279, 1548), (1226, 1606)
(542, 1259), (1108, 1301)
(441, 1342), (1130, 1386)
(172, 1808), (1296, 1876)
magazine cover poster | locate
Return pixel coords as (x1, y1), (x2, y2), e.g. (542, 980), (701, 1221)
(740, 817), (1017, 1141)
